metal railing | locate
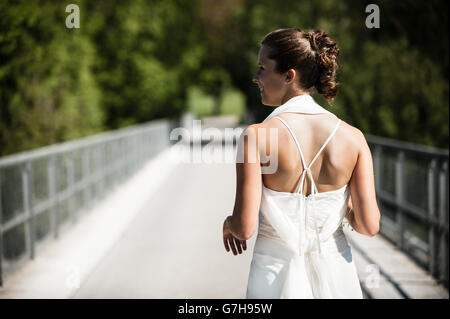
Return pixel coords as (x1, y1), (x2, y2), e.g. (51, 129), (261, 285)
(366, 134), (449, 288)
(0, 118), (176, 285)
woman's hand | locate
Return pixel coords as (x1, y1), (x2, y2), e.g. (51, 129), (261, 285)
(223, 216), (247, 255)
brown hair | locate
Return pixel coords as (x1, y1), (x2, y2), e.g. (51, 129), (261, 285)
(261, 28), (340, 102)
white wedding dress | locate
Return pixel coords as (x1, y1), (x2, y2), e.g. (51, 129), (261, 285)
(245, 95), (363, 299)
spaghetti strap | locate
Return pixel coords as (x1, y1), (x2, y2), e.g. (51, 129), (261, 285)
(274, 116), (308, 170)
(307, 119), (342, 169)
(274, 116), (342, 194)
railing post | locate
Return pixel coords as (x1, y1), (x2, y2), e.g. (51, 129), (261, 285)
(94, 146), (100, 198)
(67, 153), (76, 225)
(428, 158), (438, 276)
(123, 137), (128, 179)
(83, 147), (91, 210)
(439, 160), (449, 286)
(132, 135), (137, 172)
(396, 151), (405, 250)
(373, 145), (383, 234)
(99, 144), (105, 197)
(140, 133), (144, 166)
(136, 134), (140, 169)
(22, 161), (35, 259)
(105, 142), (111, 188)
(118, 138), (123, 182)
(117, 140), (122, 183)
(145, 130), (149, 159)
(373, 145), (382, 195)
(125, 138), (129, 174)
(48, 155), (58, 239)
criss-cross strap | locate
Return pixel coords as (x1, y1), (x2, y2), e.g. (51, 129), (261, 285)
(274, 115), (342, 255)
(298, 119), (342, 195)
(274, 116), (341, 192)
(273, 116), (308, 172)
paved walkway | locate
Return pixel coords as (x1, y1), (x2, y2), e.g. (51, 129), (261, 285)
(345, 229), (448, 299)
(0, 143), (447, 298)
(72, 151), (252, 298)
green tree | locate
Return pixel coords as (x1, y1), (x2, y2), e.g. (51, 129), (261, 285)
(0, 0), (104, 156)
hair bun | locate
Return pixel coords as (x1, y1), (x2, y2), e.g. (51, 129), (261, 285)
(307, 30), (340, 102)
(261, 28), (340, 103)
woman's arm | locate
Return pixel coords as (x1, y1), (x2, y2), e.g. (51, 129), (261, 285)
(226, 124), (262, 241)
(345, 195), (374, 236)
(347, 129), (381, 237)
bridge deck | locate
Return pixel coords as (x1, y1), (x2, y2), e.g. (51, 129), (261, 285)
(0, 146), (447, 298)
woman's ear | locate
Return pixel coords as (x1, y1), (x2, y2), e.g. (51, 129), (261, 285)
(285, 69), (296, 84)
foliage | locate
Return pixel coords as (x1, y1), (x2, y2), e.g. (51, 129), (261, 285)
(0, 0), (104, 155)
(0, 0), (448, 156)
(226, 0), (449, 149)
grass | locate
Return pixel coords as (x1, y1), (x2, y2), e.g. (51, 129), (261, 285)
(187, 86), (246, 121)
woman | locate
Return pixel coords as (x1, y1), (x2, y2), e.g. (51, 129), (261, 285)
(222, 28), (381, 298)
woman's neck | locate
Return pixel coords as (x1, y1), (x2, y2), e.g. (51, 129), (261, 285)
(280, 89), (309, 105)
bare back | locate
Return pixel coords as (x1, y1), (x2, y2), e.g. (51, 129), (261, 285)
(259, 112), (360, 196)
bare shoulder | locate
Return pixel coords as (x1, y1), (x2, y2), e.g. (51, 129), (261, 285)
(338, 119), (367, 151)
(236, 123), (262, 148)
(254, 118), (278, 129)
(238, 121), (279, 156)
(242, 119), (280, 138)
(240, 123), (262, 137)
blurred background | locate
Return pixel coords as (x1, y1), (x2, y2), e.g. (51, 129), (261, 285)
(0, 0), (448, 299)
(0, 0), (448, 155)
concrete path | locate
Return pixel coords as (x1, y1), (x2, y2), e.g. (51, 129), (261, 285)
(72, 152), (254, 298)
(345, 228), (448, 299)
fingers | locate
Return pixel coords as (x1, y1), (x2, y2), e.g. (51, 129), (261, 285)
(228, 236), (238, 255)
(223, 235), (247, 255)
(234, 238), (243, 254)
(223, 235), (230, 252)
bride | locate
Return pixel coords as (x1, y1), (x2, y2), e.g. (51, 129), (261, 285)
(222, 28), (381, 298)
